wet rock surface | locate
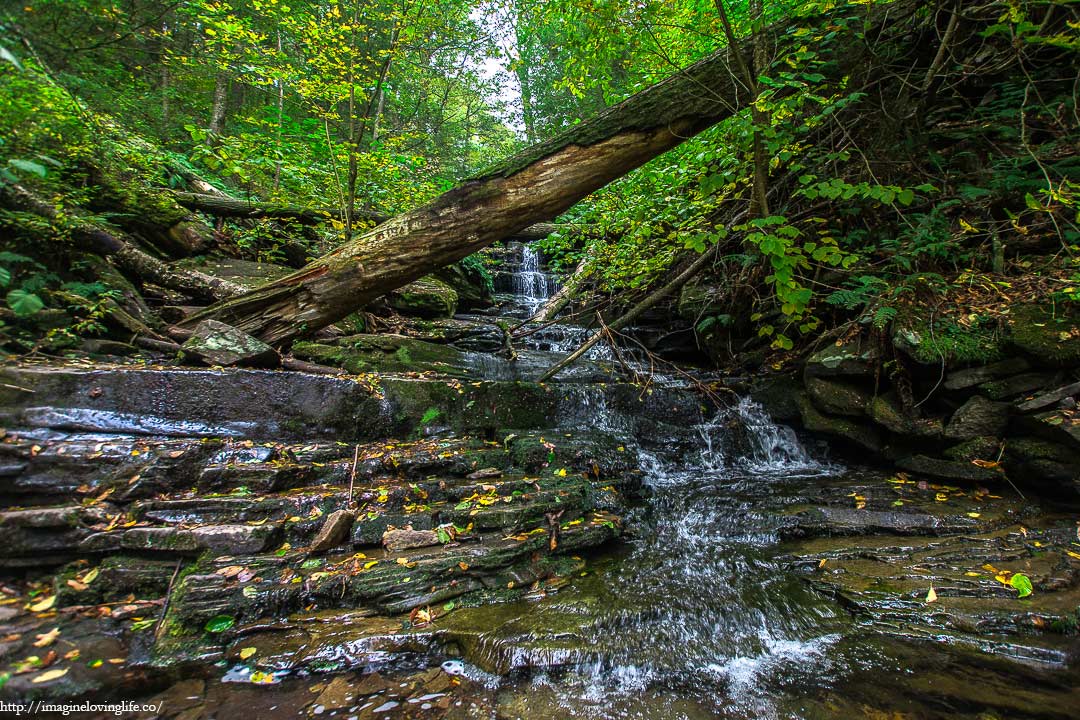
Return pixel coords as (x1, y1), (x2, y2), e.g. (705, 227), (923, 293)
(1, 247), (1079, 719)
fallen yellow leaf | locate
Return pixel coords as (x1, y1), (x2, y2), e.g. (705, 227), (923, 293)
(33, 628), (60, 648)
(29, 596), (56, 613)
(31, 667), (68, 684)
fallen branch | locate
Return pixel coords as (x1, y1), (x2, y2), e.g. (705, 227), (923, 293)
(537, 220), (741, 382)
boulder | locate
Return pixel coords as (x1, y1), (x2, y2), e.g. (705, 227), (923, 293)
(943, 358), (1030, 391)
(308, 509), (356, 553)
(896, 454), (1000, 482)
(805, 376), (870, 417)
(1009, 304), (1080, 365)
(748, 374), (804, 422)
(386, 276), (459, 318)
(121, 524), (277, 554)
(944, 395), (1008, 440)
(181, 320), (279, 368)
(398, 317), (504, 352)
(866, 394), (944, 439)
(978, 372), (1057, 401)
(382, 527), (440, 552)
(435, 261), (494, 310)
(804, 339), (878, 378)
(795, 392), (881, 451)
(292, 334), (472, 377)
(677, 281), (725, 322)
(1016, 381), (1080, 412)
(1004, 437), (1080, 498)
(942, 436), (1001, 462)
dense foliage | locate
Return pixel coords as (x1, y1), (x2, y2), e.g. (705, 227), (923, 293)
(0, 0), (1077, 362)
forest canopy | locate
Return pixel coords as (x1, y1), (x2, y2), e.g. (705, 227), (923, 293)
(0, 0), (1077, 359)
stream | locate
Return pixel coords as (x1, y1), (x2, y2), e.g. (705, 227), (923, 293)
(3, 243), (1078, 718)
(169, 243), (1076, 719)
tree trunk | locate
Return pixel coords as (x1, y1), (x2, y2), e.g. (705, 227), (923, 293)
(170, 191), (563, 240)
(186, 1), (913, 345)
(207, 71), (229, 142)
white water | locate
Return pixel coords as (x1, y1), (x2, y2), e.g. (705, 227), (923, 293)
(513, 245), (554, 312)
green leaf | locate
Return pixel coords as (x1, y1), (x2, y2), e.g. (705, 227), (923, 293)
(6, 290), (44, 316)
(443, 601), (455, 612)
(0, 46), (22, 70)
(8, 159), (47, 178)
(1009, 573), (1033, 598)
(204, 615), (236, 633)
(0, 267), (10, 287)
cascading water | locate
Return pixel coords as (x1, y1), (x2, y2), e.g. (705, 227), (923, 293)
(432, 391), (849, 718)
(513, 245), (553, 312)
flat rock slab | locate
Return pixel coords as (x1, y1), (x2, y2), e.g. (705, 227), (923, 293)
(181, 320), (280, 368)
(121, 524), (278, 555)
(0, 364), (385, 441)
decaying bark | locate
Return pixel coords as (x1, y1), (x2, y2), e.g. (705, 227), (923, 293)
(185, 0), (917, 345)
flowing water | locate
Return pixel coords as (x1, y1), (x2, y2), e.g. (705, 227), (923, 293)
(135, 244), (1078, 718)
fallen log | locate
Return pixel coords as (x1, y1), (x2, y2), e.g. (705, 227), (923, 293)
(172, 190), (566, 242)
(183, 0), (920, 345)
(171, 191), (388, 225)
(0, 184), (246, 303)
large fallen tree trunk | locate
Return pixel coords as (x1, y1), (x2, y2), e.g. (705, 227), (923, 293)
(186, 0), (917, 345)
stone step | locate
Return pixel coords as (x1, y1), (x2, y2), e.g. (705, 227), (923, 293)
(1, 364), (713, 443)
(151, 513), (621, 667)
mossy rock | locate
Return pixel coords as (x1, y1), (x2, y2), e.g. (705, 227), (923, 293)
(435, 262), (494, 310)
(895, 454), (1000, 482)
(293, 334), (473, 377)
(1008, 304), (1080, 365)
(944, 395), (1008, 441)
(942, 436), (1001, 462)
(1003, 436), (1080, 499)
(866, 394), (944, 439)
(677, 281), (725, 322)
(893, 312), (1005, 365)
(795, 392), (881, 451)
(804, 338), (878, 378)
(386, 276), (459, 318)
(805, 376), (870, 417)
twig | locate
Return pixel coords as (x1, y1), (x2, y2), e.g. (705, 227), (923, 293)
(153, 558), (183, 639)
(348, 444), (360, 509)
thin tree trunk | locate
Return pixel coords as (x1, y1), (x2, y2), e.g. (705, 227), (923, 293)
(185, 1), (915, 345)
(207, 71), (229, 143)
(273, 30), (285, 193)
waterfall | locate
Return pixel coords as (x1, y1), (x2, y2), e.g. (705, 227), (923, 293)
(512, 245), (553, 311)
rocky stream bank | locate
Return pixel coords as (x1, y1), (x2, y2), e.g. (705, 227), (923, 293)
(0, 244), (1077, 719)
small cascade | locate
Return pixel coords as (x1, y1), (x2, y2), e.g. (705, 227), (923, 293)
(512, 244), (554, 311)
